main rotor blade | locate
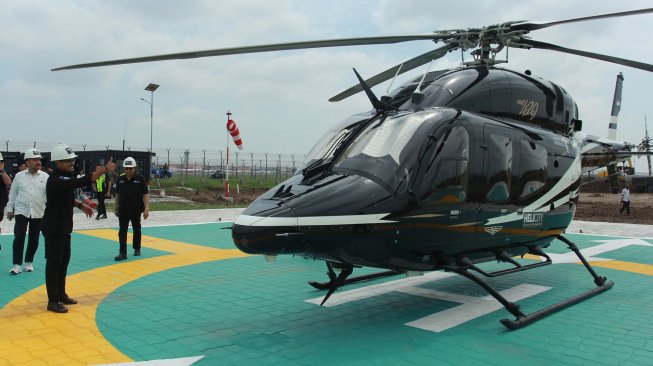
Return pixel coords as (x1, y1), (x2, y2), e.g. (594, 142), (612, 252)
(329, 43), (458, 102)
(52, 34), (452, 71)
(518, 39), (653, 73)
(512, 7), (653, 32)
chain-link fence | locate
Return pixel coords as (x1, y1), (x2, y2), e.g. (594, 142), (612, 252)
(2, 140), (305, 181)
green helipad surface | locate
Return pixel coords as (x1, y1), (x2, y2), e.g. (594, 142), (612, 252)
(1, 223), (652, 365)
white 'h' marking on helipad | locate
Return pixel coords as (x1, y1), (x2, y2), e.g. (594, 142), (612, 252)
(403, 284), (550, 332)
(305, 272), (550, 332)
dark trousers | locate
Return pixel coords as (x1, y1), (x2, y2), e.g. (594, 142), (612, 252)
(44, 233), (71, 302)
(0, 205), (4, 250)
(118, 213), (142, 253)
(620, 201), (631, 215)
(96, 192), (106, 216)
(13, 215), (41, 265)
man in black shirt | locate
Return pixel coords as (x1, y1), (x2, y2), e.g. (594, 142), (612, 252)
(114, 157), (149, 261)
(42, 144), (116, 313)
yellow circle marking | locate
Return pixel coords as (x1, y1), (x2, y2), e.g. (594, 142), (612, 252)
(522, 254), (653, 276)
(0, 228), (248, 365)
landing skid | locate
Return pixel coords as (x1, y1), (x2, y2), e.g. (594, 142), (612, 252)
(309, 261), (402, 305)
(442, 235), (614, 330)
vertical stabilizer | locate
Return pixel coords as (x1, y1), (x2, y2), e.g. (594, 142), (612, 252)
(607, 72), (624, 193)
(607, 72), (624, 140)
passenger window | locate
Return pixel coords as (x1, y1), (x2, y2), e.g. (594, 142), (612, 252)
(420, 126), (469, 205)
(485, 133), (512, 203)
(517, 140), (548, 199)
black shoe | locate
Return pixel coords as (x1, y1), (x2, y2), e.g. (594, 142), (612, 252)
(101, 214), (107, 219)
(47, 301), (68, 313)
(95, 215), (101, 220)
(114, 253), (127, 261)
(61, 295), (77, 305)
(134, 250), (141, 256)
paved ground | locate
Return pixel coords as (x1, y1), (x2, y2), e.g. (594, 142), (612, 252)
(1, 211), (652, 365)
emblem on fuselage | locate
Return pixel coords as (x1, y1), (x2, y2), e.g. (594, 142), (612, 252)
(522, 212), (544, 227)
(516, 99), (539, 121)
(484, 226), (503, 235)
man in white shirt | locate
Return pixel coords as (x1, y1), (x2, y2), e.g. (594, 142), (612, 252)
(6, 148), (48, 274)
(620, 184), (631, 215)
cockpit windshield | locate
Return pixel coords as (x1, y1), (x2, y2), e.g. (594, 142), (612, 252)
(299, 112), (371, 172)
(333, 110), (446, 192)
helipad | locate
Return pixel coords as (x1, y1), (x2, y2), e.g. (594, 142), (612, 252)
(1, 210), (652, 365)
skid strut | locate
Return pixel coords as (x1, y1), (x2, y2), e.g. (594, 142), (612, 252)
(444, 236), (614, 330)
(309, 262), (402, 305)
(309, 262), (401, 290)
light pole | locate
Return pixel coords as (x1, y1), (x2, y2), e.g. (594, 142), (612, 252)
(140, 82), (159, 166)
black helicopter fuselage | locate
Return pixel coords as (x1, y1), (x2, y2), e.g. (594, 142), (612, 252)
(232, 66), (582, 271)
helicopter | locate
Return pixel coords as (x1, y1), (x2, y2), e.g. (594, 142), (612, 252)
(53, 8), (653, 329)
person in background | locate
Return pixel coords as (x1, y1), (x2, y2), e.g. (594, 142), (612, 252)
(106, 168), (118, 198)
(0, 152), (13, 254)
(6, 148), (48, 275)
(619, 184), (631, 215)
(42, 144), (116, 313)
(114, 157), (149, 261)
(17, 162), (27, 173)
(74, 169), (84, 203)
(93, 163), (108, 220)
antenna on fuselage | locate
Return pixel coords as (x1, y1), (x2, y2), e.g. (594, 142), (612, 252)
(411, 59), (435, 103)
(381, 63), (404, 102)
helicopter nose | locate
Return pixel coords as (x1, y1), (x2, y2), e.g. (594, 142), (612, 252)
(232, 206), (304, 255)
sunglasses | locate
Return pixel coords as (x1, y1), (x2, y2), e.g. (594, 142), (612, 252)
(124, 167), (135, 170)
(61, 158), (75, 164)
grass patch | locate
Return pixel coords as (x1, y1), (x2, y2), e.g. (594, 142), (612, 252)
(150, 174), (290, 191)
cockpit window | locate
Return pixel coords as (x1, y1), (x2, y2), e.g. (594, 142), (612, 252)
(332, 111), (445, 192)
(298, 113), (370, 173)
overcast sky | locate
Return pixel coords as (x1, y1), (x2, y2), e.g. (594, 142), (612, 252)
(2, 0), (653, 170)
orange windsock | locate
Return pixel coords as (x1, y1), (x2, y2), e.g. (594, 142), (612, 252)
(226, 119), (244, 150)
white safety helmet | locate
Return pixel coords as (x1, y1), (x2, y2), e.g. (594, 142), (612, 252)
(51, 143), (78, 161)
(123, 157), (137, 168)
(0, 152), (3, 161)
(24, 148), (42, 160)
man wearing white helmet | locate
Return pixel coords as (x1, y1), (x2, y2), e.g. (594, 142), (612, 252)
(0, 152), (13, 254)
(113, 157), (149, 261)
(41, 143), (116, 313)
(6, 148), (48, 275)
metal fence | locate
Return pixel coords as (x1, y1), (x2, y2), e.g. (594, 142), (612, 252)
(3, 140), (305, 180)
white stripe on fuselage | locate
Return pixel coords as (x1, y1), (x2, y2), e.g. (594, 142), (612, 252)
(234, 213), (396, 227)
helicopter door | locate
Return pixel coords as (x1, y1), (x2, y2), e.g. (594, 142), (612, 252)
(478, 124), (515, 238)
(413, 121), (474, 252)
